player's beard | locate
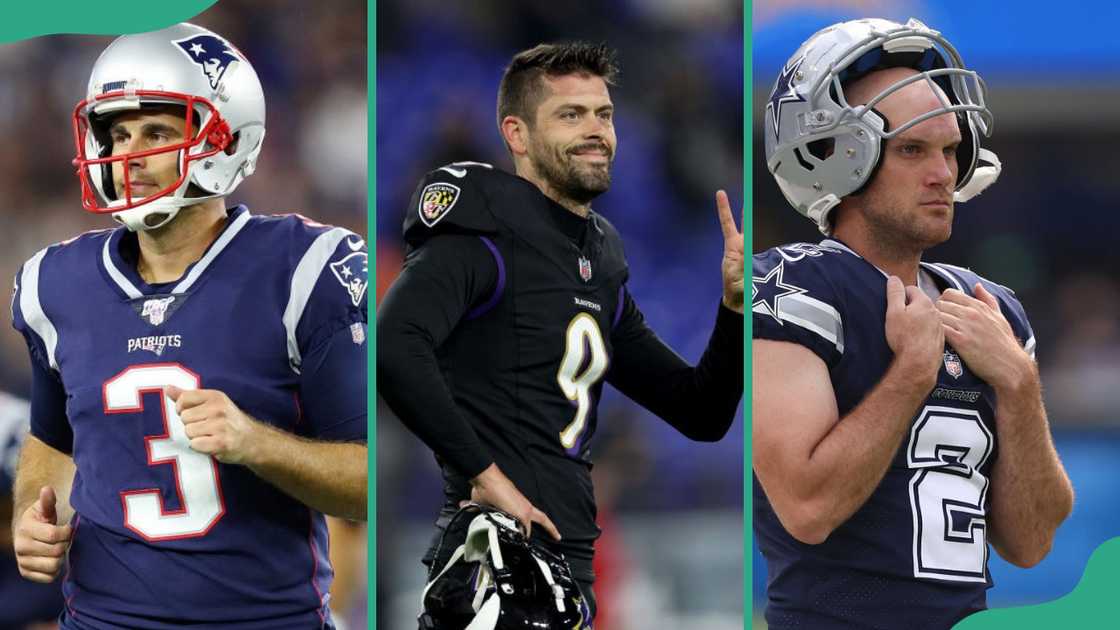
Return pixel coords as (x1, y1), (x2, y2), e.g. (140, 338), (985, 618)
(530, 136), (612, 205)
(862, 198), (954, 259)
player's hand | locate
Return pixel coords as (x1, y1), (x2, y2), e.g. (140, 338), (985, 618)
(12, 486), (72, 583)
(715, 190), (744, 314)
(884, 275), (943, 387)
(936, 283), (1033, 391)
(167, 386), (261, 466)
(466, 463), (562, 542)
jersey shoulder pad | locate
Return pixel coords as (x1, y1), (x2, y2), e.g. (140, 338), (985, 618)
(403, 162), (502, 245)
(752, 242), (847, 364)
(11, 230), (112, 368)
(925, 262), (1036, 357)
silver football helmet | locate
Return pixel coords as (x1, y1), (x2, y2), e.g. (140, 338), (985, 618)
(73, 23), (266, 231)
(763, 18), (1001, 234)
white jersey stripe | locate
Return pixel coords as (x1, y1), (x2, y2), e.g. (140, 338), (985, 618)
(173, 209), (252, 294)
(102, 237), (143, 299)
(282, 227), (354, 373)
(19, 248), (62, 371)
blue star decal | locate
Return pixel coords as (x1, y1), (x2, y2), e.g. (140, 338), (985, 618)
(766, 57), (806, 140)
(752, 261), (806, 324)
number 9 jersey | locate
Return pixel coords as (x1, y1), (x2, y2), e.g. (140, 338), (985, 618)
(379, 163), (743, 586)
(11, 205), (368, 629)
(752, 239), (1036, 630)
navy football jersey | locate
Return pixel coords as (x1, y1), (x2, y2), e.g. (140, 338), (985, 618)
(752, 239), (1035, 630)
(11, 205), (367, 629)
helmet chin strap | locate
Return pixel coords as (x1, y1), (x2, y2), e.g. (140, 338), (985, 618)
(954, 148), (1001, 203)
(110, 196), (193, 232)
(110, 193), (224, 232)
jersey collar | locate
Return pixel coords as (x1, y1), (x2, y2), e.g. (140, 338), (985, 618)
(101, 205), (252, 298)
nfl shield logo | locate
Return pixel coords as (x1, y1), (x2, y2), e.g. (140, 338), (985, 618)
(943, 350), (963, 379)
(578, 257), (592, 282)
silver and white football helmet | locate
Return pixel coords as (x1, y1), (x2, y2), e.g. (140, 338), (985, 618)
(73, 23), (266, 231)
(763, 18), (1001, 234)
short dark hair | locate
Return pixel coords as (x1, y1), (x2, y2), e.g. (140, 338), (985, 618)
(496, 42), (619, 132)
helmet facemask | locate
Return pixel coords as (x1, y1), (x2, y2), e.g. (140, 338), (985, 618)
(73, 90), (234, 231)
(765, 18), (1001, 234)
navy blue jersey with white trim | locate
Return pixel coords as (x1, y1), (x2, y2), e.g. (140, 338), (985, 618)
(10, 205), (367, 629)
(752, 239), (1034, 630)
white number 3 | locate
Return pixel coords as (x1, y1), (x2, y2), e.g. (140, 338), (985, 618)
(103, 364), (224, 541)
(908, 405), (994, 582)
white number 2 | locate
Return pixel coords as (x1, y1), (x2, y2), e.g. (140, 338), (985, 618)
(908, 405), (994, 582)
(556, 313), (609, 449)
(103, 364), (224, 541)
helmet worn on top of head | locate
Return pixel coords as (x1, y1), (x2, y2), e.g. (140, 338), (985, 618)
(419, 504), (593, 630)
(72, 22), (266, 231)
(763, 17), (1001, 234)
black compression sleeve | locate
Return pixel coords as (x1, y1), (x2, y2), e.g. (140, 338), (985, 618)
(376, 235), (499, 478)
(607, 290), (743, 441)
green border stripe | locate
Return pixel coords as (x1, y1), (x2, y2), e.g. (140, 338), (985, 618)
(0, 0), (217, 43)
(958, 538), (1120, 629)
(744, 0), (754, 628)
(369, 0), (378, 627)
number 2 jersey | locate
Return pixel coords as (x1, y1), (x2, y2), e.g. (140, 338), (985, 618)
(10, 205), (368, 629)
(377, 163), (743, 583)
(752, 239), (1036, 630)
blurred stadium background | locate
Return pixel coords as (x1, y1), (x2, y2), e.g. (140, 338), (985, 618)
(753, 0), (1120, 626)
(376, 1), (743, 628)
(0, 1), (368, 628)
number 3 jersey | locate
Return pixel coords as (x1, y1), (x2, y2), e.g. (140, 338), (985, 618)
(11, 205), (368, 629)
(377, 164), (743, 584)
(752, 239), (1035, 630)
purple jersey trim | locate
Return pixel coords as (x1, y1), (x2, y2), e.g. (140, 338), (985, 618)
(465, 237), (506, 320)
(612, 284), (625, 328)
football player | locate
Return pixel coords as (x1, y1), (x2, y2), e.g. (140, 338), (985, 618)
(377, 42), (744, 623)
(753, 18), (1073, 629)
(9, 24), (367, 628)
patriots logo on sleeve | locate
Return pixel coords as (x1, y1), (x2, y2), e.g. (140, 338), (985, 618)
(329, 249), (369, 307)
(174, 34), (242, 89)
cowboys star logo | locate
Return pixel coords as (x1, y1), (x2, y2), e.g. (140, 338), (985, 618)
(752, 261), (806, 324)
(766, 56), (806, 140)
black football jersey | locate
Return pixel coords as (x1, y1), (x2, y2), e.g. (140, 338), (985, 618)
(752, 239), (1036, 630)
(379, 163), (743, 581)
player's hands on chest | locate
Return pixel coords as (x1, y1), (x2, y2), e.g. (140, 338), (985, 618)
(166, 385), (262, 465)
(883, 275), (944, 385)
(935, 284), (1032, 391)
